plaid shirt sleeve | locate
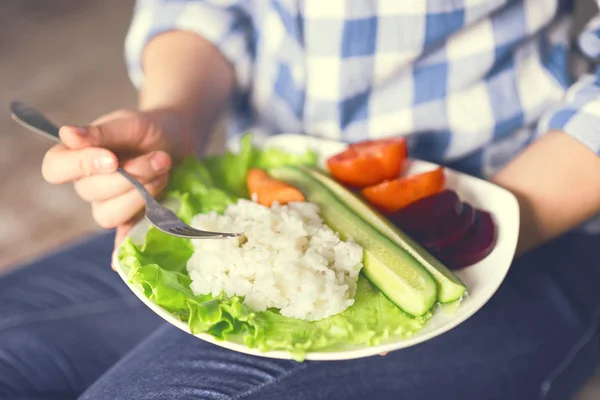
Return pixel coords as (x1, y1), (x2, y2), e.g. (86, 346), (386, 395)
(124, 0), (253, 91)
(538, 10), (600, 155)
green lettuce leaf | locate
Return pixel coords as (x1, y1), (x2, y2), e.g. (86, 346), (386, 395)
(202, 134), (255, 197)
(118, 133), (427, 361)
(202, 134), (318, 197)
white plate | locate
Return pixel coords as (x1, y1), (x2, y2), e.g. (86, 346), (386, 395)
(115, 133), (520, 361)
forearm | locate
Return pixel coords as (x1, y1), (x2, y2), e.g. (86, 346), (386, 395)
(491, 130), (600, 255)
(138, 30), (236, 153)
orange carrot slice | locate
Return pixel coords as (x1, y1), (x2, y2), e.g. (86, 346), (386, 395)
(247, 168), (305, 207)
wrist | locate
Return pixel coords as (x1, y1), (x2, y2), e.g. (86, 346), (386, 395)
(491, 130), (600, 256)
(139, 106), (197, 161)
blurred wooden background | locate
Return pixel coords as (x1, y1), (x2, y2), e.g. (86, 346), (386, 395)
(0, 0), (135, 269)
(0, 1), (597, 398)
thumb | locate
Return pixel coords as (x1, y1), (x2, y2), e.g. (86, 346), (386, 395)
(111, 222), (135, 271)
(60, 110), (148, 151)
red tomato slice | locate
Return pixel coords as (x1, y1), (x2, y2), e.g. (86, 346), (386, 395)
(349, 138), (408, 179)
(361, 167), (446, 213)
(326, 137), (408, 188)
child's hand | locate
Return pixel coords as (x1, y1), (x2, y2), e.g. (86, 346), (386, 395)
(41, 108), (187, 258)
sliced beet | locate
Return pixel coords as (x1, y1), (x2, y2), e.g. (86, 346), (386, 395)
(435, 208), (497, 270)
(389, 190), (462, 232)
(419, 203), (475, 252)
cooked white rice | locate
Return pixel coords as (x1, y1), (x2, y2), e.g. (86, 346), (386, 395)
(186, 199), (364, 321)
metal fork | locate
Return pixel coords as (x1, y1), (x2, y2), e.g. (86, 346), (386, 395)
(10, 101), (242, 240)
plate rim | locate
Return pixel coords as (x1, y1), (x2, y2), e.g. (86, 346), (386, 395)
(114, 133), (520, 361)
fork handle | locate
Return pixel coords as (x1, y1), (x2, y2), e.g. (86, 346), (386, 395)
(116, 167), (159, 205)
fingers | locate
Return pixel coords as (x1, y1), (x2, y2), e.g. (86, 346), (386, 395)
(112, 221), (136, 271)
(45, 108), (171, 187)
(379, 352), (388, 356)
(42, 143), (118, 184)
(115, 223), (134, 247)
(59, 109), (154, 152)
(73, 151), (171, 202)
(92, 173), (168, 229)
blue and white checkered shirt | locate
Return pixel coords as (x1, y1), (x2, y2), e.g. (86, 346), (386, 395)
(125, 0), (600, 184)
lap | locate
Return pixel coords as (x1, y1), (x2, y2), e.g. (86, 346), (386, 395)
(0, 233), (163, 399)
(81, 232), (600, 400)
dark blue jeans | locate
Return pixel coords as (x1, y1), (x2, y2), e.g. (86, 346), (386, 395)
(0, 232), (598, 400)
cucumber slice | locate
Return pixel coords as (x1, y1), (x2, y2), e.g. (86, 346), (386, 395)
(269, 166), (437, 317)
(304, 166), (466, 304)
